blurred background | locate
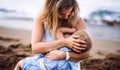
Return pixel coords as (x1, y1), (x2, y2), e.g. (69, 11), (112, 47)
(0, 0), (120, 70)
(0, 0), (120, 41)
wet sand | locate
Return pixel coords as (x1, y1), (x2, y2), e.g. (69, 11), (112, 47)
(0, 26), (120, 70)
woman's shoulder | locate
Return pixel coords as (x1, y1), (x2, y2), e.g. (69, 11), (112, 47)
(33, 14), (45, 25)
(74, 17), (85, 25)
(74, 17), (86, 30)
(76, 17), (84, 23)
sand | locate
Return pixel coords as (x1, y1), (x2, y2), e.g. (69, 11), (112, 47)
(0, 26), (120, 70)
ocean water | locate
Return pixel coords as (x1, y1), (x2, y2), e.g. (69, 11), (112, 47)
(0, 0), (120, 19)
(0, 0), (120, 42)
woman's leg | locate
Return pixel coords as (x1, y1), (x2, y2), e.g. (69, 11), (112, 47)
(14, 60), (23, 70)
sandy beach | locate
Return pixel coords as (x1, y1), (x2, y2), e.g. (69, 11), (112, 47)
(0, 26), (120, 70)
(0, 0), (120, 70)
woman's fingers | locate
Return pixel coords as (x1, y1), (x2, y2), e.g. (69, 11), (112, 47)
(73, 42), (87, 48)
(65, 35), (87, 49)
(73, 42), (81, 47)
(81, 44), (87, 48)
(74, 39), (86, 44)
(72, 35), (86, 44)
(73, 46), (86, 50)
(72, 45), (87, 53)
(72, 47), (81, 53)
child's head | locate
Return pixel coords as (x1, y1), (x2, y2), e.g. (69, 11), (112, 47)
(72, 30), (92, 53)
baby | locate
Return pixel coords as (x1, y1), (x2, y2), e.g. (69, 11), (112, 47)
(14, 27), (92, 70)
(38, 28), (92, 70)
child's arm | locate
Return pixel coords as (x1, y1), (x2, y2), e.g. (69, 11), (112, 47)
(59, 27), (76, 34)
(56, 27), (76, 40)
(56, 28), (65, 40)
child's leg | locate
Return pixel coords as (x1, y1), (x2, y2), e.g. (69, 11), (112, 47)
(14, 60), (23, 70)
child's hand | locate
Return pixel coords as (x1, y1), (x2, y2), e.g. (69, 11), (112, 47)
(46, 50), (66, 60)
(71, 28), (76, 33)
(59, 27), (77, 33)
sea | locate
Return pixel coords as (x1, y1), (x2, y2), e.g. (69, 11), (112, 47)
(0, 0), (120, 42)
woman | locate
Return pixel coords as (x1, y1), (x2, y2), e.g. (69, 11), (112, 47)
(14, 0), (92, 70)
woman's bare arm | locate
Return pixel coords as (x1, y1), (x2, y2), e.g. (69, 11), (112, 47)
(31, 16), (66, 54)
(69, 51), (89, 62)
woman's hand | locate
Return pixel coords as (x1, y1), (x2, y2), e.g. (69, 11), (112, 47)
(46, 50), (66, 60)
(65, 35), (87, 53)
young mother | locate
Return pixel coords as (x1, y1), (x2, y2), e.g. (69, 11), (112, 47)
(14, 0), (92, 70)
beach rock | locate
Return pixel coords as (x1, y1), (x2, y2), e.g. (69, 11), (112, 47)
(0, 45), (13, 54)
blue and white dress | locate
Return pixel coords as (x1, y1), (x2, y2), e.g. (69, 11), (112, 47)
(22, 23), (81, 70)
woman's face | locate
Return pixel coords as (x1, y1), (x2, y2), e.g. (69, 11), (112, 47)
(58, 7), (73, 20)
